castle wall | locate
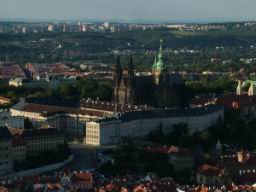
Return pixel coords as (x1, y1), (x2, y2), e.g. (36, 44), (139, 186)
(86, 107), (224, 146)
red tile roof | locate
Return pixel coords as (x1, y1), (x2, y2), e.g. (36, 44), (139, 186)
(73, 172), (92, 182)
(197, 164), (222, 176)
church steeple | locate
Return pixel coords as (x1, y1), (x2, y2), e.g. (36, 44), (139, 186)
(155, 39), (164, 71)
(128, 55), (135, 88)
(114, 54), (122, 87)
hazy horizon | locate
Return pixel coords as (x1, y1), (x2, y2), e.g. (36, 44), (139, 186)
(1, 0), (256, 23)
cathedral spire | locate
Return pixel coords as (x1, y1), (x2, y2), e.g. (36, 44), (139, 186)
(155, 39), (164, 71)
(128, 55), (135, 88)
(114, 54), (122, 87)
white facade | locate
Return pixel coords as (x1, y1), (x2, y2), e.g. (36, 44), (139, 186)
(86, 120), (120, 146)
(10, 101), (85, 135)
(86, 107), (224, 146)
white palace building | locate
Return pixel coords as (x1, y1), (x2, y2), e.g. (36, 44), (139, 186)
(10, 98), (224, 146)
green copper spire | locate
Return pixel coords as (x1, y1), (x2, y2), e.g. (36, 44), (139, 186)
(155, 39), (164, 71)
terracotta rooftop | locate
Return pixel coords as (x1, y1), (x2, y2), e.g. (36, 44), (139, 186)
(197, 164), (222, 176)
(73, 172), (92, 182)
(0, 96), (11, 103)
(9, 128), (24, 136)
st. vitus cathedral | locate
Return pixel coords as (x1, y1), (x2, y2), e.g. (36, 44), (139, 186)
(114, 40), (186, 108)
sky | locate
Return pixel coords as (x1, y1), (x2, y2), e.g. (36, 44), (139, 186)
(0, 0), (256, 23)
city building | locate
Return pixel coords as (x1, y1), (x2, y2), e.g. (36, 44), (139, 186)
(11, 98), (223, 146)
(24, 63), (84, 80)
(10, 98), (151, 136)
(10, 99), (84, 135)
(0, 110), (24, 129)
(114, 40), (186, 108)
(191, 94), (256, 118)
(0, 126), (13, 176)
(85, 104), (224, 146)
(12, 136), (26, 163)
(10, 76), (79, 89)
(73, 172), (93, 191)
(0, 64), (26, 82)
(22, 128), (65, 156)
(8, 77), (27, 87)
(196, 164), (230, 185)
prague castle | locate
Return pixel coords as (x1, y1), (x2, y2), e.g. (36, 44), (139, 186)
(114, 40), (186, 108)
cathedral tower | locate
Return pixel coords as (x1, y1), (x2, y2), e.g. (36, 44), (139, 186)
(114, 55), (123, 103)
(248, 82), (255, 96)
(152, 39), (164, 85)
(113, 55), (136, 105)
(236, 80), (243, 95)
(127, 55), (135, 104)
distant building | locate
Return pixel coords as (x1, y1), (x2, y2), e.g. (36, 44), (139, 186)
(196, 149), (256, 185)
(12, 136), (26, 163)
(9, 77), (26, 87)
(191, 94), (256, 118)
(196, 164), (230, 185)
(0, 126), (13, 175)
(48, 25), (54, 32)
(0, 64), (26, 82)
(73, 172), (93, 191)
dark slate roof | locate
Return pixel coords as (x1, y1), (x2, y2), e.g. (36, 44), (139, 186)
(95, 105), (223, 123)
(118, 104), (223, 122)
(0, 126), (12, 141)
(25, 96), (79, 108)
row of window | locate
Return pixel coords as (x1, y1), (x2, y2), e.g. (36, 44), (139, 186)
(0, 146), (9, 151)
(87, 135), (99, 139)
(86, 139), (98, 144)
(0, 161), (10, 166)
(87, 130), (98, 134)
(28, 142), (60, 150)
(14, 154), (26, 160)
(14, 147), (25, 153)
